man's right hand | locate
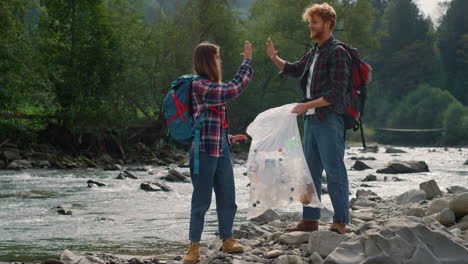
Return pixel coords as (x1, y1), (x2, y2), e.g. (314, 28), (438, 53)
(266, 37), (277, 60)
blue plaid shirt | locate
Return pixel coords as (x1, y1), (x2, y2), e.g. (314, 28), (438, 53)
(191, 59), (253, 157)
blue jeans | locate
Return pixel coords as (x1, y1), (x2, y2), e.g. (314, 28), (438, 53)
(303, 112), (350, 224)
(189, 133), (237, 242)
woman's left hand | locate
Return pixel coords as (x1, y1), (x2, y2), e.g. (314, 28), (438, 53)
(291, 103), (309, 115)
(231, 134), (247, 144)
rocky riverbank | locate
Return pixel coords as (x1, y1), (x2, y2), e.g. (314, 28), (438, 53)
(38, 179), (468, 264)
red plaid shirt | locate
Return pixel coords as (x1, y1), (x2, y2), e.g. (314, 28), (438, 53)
(282, 36), (351, 120)
(191, 59), (253, 157)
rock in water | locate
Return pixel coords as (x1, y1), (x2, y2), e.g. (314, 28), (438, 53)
(447, 186), (468, 194)
(362, 174), (377, 181)
(351, 161), (372, 171)
(419, 179), (442, 199)
(140, 182), (162, 192)
(165, 169), (187, 182)
(464, 159), (468, 165)
(87, 180), (106, 188)
(323, 216), (468, 264)
(377, 160), (429, 174)
(385, 147), (407, 153)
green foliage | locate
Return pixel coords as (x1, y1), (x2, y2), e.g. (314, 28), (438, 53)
(443, 102), (468, 145)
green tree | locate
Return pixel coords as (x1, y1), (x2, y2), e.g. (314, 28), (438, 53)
(439, 0), (468, 104)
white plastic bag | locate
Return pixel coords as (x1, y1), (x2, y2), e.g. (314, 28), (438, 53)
(246, 103), (321, 218)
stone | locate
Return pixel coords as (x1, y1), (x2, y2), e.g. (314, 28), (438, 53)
(38, 160), (51, 168)
(427, 198), (450, 215)
(43, 259), (64, 264)
(349, 156), (376, 161)
(308, 231), (349, 257)
(2, 149), (21, 160)
(0, 159), (6, 168)
(360, 145), (378, 153)
(276, 255), (305, 264)
(351, 160), (372, 171)
(385, 147), (407, 153)
(140, 182), (162, 192)
(465, 231), (468, 242)
(376, 160), (429, 174)
(7, 159), (33, 170)
(116, 170), (138, 180)
(419, 179), (443, 199)
(351, 198), (377, 208)
(323, 216), (468, 264)
(434, 208), (455, 227)
(250, 209), (280, 224)
(464, 159), (468, 165)
(362, 174), (377, 181)
(278, 231), (310, 245)
(447, 186), (468, 194)
(395, 189), (426, 205)
(449, 192), (468, 219)
(404, 207), (426, 218)
(351, 212), (375, 222)
(165, 169), (187, 182)
(451, 228), (462, 237)
(355, 189), (378, 198)
(309, 252), (323, 264)
(264, 249), (283, 258)
(87, 180), (106, 188)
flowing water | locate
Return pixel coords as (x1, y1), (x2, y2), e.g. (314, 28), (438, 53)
(0, 146), (467, 262)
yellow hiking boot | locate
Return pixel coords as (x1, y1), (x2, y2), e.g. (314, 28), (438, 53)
(221, 238), (244, 253)
(183, 242), (200, 264)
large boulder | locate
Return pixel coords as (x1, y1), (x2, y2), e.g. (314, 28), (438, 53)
(7, 159), (33, 170)
(376, 160), (429, 174)
(427, 198), (450, 215)
(449, 192), (468, 219)
(2, 149), (21, 161)
(419, 179), (443, 199)
(447, 186), (468, 194)
(395, 189), (426, 205)
(323, 216), (468, 264)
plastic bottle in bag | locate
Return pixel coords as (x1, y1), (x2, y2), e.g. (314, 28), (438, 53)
(246, 103), (321, 218)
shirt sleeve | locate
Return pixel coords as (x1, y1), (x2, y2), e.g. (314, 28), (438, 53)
(281, 51), (312, 78)
(194, 59), (253, 107)
(322, 46), (351, 105)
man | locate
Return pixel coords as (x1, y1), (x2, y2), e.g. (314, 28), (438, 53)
(266, 3), (351, 234)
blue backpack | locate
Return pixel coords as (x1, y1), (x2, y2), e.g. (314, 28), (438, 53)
(162, 74), (207, 175)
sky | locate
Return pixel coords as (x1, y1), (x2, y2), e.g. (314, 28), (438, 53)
(416, 0), (451, 24)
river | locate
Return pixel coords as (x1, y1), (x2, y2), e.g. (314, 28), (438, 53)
(0, 146), (467, 262)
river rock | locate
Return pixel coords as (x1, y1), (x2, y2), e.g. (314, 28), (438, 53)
(0, 159), (6, 168)
(385, 147), (407, 153)
(404, 206), (426, 218)
(278, 231), (310, 245)
(140, 182), (162, 192)
(395, 189), (426, 205)
(419, 179), (443, 199)
(362, 174), (377, 181)
(323, 216), (468, 264)
(308, 231), (349, 257)
(250, 209), (280, 224)
(464, 159), (468, 165)
(376, 160), (429, 174)
(349, 156), (376, 161)
(351, 212), (375, 222)
(447, 185), (468, 194)
(264, 249), (283, 258)
(164, 169), (187, 182)
(360, 145), (379, 153)
(43, 259), (63, 264)
(87, 180), (106, 188)
(7, 159), (33, 170)
(465, 231), (468, 241)
(276, 255), (305, 264)
(355, 189), (377, 198)
(435, 208), (456, 226)
(351, 198), (377, 208)
(427, 198), (450, 215)
(37, 160), (51, 168)
(116, 170), (138, 180)
(449, 192), (468, 219)
(351, 161), (371, 171)
(2, 149), (21, 160)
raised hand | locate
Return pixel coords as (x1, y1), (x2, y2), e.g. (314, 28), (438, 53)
(240, 40), (252, 60)
(231, 134), (247, 144)
(266, 37), (277, 60)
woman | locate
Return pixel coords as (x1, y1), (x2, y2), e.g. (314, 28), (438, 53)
(184, 40), (253, 264)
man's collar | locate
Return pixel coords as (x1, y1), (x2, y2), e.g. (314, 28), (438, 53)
(314, 35), (335, 51)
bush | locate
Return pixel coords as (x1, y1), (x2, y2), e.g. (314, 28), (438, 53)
(443, 102), (468, 146)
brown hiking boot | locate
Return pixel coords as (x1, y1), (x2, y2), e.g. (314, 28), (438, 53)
(183, 242), (200, 264)
(329, 222), (346, 234)
(284, 220), (319, 232)
(221, 238), (244, 253)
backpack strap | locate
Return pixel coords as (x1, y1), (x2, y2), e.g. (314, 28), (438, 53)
(192, 111), (206, 176)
